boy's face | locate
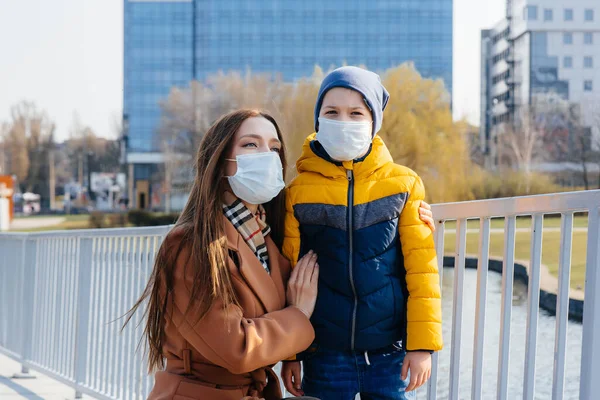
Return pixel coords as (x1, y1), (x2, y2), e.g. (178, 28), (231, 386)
(319, 87), (373, 127)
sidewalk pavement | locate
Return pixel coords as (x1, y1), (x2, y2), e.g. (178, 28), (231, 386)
(9, 217), (65, 231)
(0, 353), (94, 400)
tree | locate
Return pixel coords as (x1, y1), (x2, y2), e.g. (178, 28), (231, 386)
(494, 93), (593, 191)
(0, 123), (10, 175)
(2, 102), (56, 199)
(497, 106), (546, 189)
(583, 102), (600, 189)
(378, 64), (473, 202)
(65, 113), (121, 186)
(533, 94), (594, 190)
(2, 116), (29, 182)
(158, 68), (322, 182)
(156, 64), (493, 202)
(565, 105), (592, 190)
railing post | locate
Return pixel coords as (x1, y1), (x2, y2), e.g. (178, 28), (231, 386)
(497, 215), (516, 400)
(73, 237), (94, 399)
(12, 237), (36, 379)
(523, 214), (543, 400)
(472, 217), (491, 400)
(427, 219), (445, 400)
(580, 207), (600, 400)
(449, 219), (467, 400)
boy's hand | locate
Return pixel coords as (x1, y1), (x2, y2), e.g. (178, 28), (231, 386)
(281, 361), (304, 396)
(418, 201), (435, 232)
(401, 351), (432, 392)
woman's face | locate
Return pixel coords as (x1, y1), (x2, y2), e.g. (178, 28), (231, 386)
(319, 87), (373, 124)
(224, 116), (282, 177)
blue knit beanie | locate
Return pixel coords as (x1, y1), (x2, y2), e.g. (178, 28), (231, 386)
(314, 66), (390, 136)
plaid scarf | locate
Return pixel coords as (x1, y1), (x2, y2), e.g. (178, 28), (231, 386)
(223, 192), (271, 274)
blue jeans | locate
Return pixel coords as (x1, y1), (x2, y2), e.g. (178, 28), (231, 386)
(302, 343), (415, 400)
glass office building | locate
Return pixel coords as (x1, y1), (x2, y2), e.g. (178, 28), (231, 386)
(124, 0), (453, 208)
(124, 1), (194, 155)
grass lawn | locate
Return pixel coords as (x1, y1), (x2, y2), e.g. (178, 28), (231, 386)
(443, 226), (587, 291)
(443, 214), (588, 230)
(13, 214), (91, 232)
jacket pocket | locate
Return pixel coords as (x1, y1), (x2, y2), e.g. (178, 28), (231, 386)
(390, 277), (405, 328)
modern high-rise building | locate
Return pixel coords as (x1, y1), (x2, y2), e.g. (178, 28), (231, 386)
(123, 0), (453, 209)
(481, 0), (600, 169)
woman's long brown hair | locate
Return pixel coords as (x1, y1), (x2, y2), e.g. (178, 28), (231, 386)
(123, 109), (288, 372)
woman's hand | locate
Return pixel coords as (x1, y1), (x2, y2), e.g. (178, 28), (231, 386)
(419, 201), (435, 232)
(401, 351), (432, 392)
(281, 361), (304, 396)
(286, 251), (319, 319)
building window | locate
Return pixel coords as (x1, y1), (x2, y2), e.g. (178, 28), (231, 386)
(544, 9), (553, 21)
(563, 32), (573, 44)
(584, 33), (594, 44)
(584, 56), (594, 68)
(564, 8), (573, 21)
(584, 80), (593, 92)
(585, 9), (594, 21)
(563, 56), (573, 68)
(524, 5), (538, 21)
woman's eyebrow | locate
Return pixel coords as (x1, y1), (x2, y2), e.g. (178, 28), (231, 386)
(239, 133), (263, 140)
(239, 133), (280, 143)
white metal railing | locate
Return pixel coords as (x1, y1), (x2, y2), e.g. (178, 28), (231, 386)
(0, 226), (171, 400)
(429, 189), (600, 400)
(0, 190), (599, 400)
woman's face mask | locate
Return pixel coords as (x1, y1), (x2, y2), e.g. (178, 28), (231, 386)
(226, 152), (285, 205)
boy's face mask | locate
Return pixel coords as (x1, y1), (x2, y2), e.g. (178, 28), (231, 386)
(316, 117), (373, 162)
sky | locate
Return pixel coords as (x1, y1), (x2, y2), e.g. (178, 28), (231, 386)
(0, 0), (506, 142)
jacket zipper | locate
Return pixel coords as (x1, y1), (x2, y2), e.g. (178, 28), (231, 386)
(347, 169), (358, 350)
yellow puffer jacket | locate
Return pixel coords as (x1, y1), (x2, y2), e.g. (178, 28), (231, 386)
(283, 133), (442, 352)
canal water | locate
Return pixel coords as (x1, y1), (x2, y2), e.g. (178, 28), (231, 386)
(429, 266), (583, 399)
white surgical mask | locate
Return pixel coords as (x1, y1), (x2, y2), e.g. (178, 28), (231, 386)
(226, 152), (285, 205)
(316, 117), (373, 161)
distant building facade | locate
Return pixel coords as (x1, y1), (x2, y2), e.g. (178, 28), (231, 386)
(481, 0), (600, 168)
(123, 0), (453, 209)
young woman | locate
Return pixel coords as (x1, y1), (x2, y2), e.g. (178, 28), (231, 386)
(125, 109), (319, 400)
(125, 108), (436, 400)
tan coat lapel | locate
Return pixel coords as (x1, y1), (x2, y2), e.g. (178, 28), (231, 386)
(223, 216), (284, 313)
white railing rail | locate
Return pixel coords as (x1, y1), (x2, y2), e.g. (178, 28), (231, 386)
(0, 190), (599, 400)
(429, 189), (600, 400)
(0, 226), (171, 400)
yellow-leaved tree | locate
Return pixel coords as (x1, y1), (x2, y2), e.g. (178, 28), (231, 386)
(379, 64), (475, 202)
(159, 64), (483, 202)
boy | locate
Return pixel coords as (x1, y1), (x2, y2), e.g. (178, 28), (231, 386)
(281, 66), (442, 400)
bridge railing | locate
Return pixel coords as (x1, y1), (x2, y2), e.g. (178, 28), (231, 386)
(0, 226), (170, 400)
(429, 189), (600, 400)
(1, 190), (599, 400)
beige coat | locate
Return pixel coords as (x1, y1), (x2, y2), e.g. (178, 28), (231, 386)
(148, 218), (315, 400)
